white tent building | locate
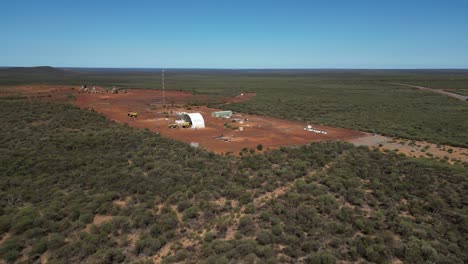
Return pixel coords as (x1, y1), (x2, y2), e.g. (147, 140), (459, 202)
(181, 113), (205, 129)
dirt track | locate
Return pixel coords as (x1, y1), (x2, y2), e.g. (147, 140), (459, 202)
(350, 135), (468, 163)
(391, 82), (468, 101)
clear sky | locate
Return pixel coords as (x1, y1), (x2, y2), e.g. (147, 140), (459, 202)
(1, 0), (467, 68)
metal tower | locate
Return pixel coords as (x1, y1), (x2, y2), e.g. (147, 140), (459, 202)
(162, 69), (165, 106)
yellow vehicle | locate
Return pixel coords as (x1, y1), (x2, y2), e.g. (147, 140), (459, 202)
(168, 121), (191, 129)
(128, 112), (138, 118)
(168, 123), (178, 129)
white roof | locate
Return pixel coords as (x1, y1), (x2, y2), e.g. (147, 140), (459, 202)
(182, 113), (205, 128)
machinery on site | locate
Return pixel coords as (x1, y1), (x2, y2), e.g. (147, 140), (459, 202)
(128, 112), (138, 118)
(167, 112), (205, 129)
(80, 84), (100, 94)
(80, 84), (87, 93)
(213, 134), (232, 142)
(80, 84), (90, 93)
(212, 110), (233, 118)
(168, 120), (191, 129)
(304, 125), (327, 135)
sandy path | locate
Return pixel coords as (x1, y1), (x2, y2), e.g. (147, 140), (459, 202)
(153, 242), (172, 263)
(350, 134), (468, 163)
(220, 163), (335, 243)
(253, 167), (325, 208)
(390, 82), (468, 101)
(0, 233), (11, 245)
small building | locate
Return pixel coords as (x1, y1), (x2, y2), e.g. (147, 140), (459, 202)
(181, 113), (205, 129)
(212, 110), (233, 118)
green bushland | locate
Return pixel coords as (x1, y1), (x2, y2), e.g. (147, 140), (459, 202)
(0, 97), (466, 263)
(211, 79), (468, 147)
(1, 68), (467, 147)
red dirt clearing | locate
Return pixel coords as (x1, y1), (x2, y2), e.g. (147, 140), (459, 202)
(2, 85), (466, 161)
(0, 84), (80, 102)
(0, 84), (75, 94)
(73, 89), (365, 154)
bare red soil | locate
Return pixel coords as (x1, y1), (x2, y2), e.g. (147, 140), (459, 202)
(1, 85), (365, 154)
(0, 84), (74, 94)
(4, 85), (466, 162)
(0, 84), (80, 102)
(73, 89), (364, 154)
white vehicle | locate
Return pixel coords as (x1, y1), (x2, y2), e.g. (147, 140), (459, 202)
(304, 125), (327, 135)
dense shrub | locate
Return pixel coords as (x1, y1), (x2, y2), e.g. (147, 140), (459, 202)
(0, 98), (466, 263)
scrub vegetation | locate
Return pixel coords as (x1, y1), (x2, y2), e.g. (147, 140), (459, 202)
(1, 67), (467, 147)
(215, 80), (467, 147)
(0, 97), (466, 263)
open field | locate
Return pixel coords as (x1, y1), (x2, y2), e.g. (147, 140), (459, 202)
(74, 89), (364, 154)
(0, 69), (467, 263)
(2, 68), (467, 147)
(1, 0), (467, 262)
(3, 84), (467, 163)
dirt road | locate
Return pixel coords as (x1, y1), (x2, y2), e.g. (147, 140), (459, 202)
(349, 134), (468, 163)
(391, 82), (468, 101)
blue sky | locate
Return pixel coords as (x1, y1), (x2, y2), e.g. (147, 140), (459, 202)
(1, 0), (467, 68)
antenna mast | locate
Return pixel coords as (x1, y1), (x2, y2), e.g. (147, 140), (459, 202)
(162, 69), (165, 106)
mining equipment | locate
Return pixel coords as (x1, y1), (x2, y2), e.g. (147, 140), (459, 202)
(213, 134), (231, 142)
(128, 112), (138, 118)
(168, 121), (191, 129)
(304, 125), (327, 134)
(80, 84), (87, 93)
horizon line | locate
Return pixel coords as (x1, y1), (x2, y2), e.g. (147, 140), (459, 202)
(2, 66), (468, 71)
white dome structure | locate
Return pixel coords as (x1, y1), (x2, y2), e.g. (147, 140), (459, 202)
(181, 113), (205, 129)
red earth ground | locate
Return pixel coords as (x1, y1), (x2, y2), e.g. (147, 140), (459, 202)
(0, 84), (80, 102)
(3, 85), (467, 162)
(0, 85), (365, 154)
(73, 88), (365, 154)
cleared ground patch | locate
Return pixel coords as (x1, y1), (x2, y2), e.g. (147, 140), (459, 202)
(2, 85), (466, 163)
(73, 89), (365, 154)
(350, 135), (468, 163)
